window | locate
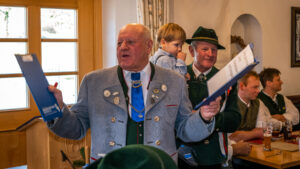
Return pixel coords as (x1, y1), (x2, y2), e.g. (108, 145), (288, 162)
(0, 0), (98, 131)
(0, 7), (77, 111)
(41, 8), (78, 105)
(0, 6), (28, 110)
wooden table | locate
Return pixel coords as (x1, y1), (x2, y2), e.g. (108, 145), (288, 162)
(236, 137), (300, 169)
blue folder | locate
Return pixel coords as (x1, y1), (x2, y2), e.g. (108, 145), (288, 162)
(194, 44), (258, 110)
(194, 61), (258, 110)
(15, 53), (62, 121)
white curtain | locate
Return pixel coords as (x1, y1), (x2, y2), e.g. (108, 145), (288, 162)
(137, 0), (170, 55)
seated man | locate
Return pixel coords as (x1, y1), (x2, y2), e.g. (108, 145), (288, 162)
(228, 71), (273, 169)
(229, 71), (267, 143)
(258, 68), (299, 126)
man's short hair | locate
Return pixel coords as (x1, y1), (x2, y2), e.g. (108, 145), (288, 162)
(259, 68), (281, 88)
(190, 41), (199, 50)
(156, 23), (186, 44)
(239, 71), (259, 86)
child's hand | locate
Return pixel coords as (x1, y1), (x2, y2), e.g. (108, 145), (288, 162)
(177, 52), (186, 61)
(185, 73), (191, 80)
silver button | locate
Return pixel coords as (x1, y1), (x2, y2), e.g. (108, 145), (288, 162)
(109, 141), (115, 146)
(161, 84), (167, 92)
(111, 117), (116, 123)
(154, 116), (160, 122)
(104, 90), (111, 97)
(204, 140), (209, 144)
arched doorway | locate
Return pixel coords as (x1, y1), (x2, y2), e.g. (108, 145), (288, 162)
(231, 14), (263, 72)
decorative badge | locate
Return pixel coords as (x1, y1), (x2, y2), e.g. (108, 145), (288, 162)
(161, 84), (167, 92)
(153, 88), (160, 94)
(104, 90), (111, 97)
(114, 97), (120, 105)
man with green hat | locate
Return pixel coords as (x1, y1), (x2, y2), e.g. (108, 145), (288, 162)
(177, 26), (241, 169)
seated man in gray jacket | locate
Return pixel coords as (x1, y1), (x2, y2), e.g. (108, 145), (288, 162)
(47, 23), (221, 164)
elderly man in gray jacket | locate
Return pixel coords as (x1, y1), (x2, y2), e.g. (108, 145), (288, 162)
(48, 23), (220, 163)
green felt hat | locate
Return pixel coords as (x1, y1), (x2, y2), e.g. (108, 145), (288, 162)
(97, 145), (178, 169)
(186, 26), (225, 49)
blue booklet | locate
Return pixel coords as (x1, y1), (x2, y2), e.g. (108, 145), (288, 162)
(15, 53), (62, 121)
(194, 44), (258, 110)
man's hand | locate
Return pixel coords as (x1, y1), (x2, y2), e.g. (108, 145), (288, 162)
(230, 128), (264, 142)
(177, 52), (186, 61)
(48, 83), (64, 109)
(232, 141), (252, 156)
(229, 131), (248, 142)
(271, 114), (286, 122)
(200, 96), (221, 122)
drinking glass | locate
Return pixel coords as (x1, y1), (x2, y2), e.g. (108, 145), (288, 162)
(272, 121), (282, 138)
(258, 121), (273, 151)
(283, 120), (293, 140)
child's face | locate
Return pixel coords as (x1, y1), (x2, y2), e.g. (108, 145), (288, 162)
(161, 39), (183, 57)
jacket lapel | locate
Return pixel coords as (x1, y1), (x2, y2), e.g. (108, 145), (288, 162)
(145, 77), (167, 113)
(115, 63), (165, 113)
(103, 84), (128, 112)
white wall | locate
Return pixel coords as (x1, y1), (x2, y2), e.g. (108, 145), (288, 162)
(172, 0), (300, 96)
(102, 0), (137, 68)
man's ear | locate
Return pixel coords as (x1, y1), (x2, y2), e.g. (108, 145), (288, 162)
(266, 80), (272, 87)
(189, 45), (195, 58)
(146, 39), (153, 54)
(238, 82), (244, 90)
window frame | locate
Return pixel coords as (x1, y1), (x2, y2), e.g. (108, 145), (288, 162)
(0, 0), (99, 131)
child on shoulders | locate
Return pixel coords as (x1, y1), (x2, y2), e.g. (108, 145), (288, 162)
(150, 23), (188, 77)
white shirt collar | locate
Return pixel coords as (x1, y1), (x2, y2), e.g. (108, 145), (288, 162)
(238, 94), (251, 107)
(123, 63), (151, 82)
(262, 90), (277, 102)
(123, 63), (151, 117)
(192, 64), (212, 77)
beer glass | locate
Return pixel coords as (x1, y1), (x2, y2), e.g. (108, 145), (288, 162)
(283, 120), (293, 140)
(272, 121), (282, 138)
(258, 121), (273, 151)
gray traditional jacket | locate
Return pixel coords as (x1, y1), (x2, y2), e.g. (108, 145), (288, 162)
(48, 64), (215, 162)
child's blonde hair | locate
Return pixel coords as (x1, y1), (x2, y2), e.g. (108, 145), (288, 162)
(157, 23), (186, 44)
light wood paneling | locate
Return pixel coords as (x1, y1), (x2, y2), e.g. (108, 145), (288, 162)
(26, 119), (90, 169)
(94, 0), (103, 69)
(78, 0), (95, 81)
(0, 131), (26, 169)
(26, 120), (50, 169)
(0, 0), (100, 167)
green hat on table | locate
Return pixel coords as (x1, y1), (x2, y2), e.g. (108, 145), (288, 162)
(97, 144), (178, 169)
(186, 26), (225, 49)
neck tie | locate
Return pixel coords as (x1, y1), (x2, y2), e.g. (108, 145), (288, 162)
(197, 73), (206, 82)
(131, 72), (145, 122)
